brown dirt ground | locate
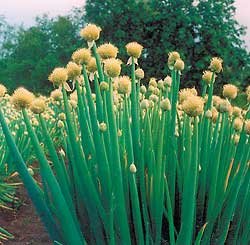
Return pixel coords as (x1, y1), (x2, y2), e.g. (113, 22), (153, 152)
(0, 183), (52, 245)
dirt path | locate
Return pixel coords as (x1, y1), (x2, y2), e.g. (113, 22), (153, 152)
(0, 184), (51, 245)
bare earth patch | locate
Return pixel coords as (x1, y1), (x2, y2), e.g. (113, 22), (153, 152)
(0, 184), (51, 245)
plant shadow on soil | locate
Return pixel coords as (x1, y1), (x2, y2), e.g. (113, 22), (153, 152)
(0, 182), (51, 245)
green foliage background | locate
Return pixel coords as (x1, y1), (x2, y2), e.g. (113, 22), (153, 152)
(0, 0), (249, 94)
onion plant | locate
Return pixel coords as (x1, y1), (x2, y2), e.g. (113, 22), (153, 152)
(0, 24), (249, 245)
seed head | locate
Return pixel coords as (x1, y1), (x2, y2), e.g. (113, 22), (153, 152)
(99, 122), (107, 132)
(182, 95), (204, 117)
(218, 99), (231, 113)
(11, 87), (35, 110)
(97, 43), (118, 59)
(104, 58), (122, 78)
(72, 48), (91, 65)
(48, 67), (68, 86)
(140, 99), (150, 110)
(135, 68), (144, 79)
(179, 88), (197, 103)
(66, 62), (82, 80)
(168, 51), (180, 68)
(126, 42), (143, 58)
(80, 24), (101, 42)
(129, 163), (137, 173)
(117, 76), (131, 95)
(86, 57), (97, 73)
(0, 84), (7, 97)
(164, 76), (172, 87)
(140, 85), (147, 94)
(174, 59), (185, 71)
(246, 85), (250, 95)
(50, 89), (63, 101)
(232, 106), (241, 117)
(100, 81), (109, 91)
(202, 71), (215, 85)
(233, 118), (243, 132)
(30, 98), (46, 114)
(233, 134), (240, 145)
(160, 98), (171, 111)
(223, 84), (238, 99)
(209, 57), (223, 73)
(244, 120), (250, 135)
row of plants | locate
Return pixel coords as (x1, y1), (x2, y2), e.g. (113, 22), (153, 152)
(0, 24), (249, 244)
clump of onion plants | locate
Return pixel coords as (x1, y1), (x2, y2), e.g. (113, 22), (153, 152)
(0, 24), (249, 245)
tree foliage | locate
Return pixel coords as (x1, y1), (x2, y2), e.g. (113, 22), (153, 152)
(0, 0), (249, 94)
(85, 0), (250, 92)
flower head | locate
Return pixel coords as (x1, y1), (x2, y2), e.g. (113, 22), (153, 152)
(223, 84), (238, 99)
(50, 89), (63, 101)
(86, 57), (97, 73)
(117, 76), (131, 95)
(49, 67), (68, 86)
(126, 42), (143, 58)
(0, 84), (7, 97)
(168, 51), (180, 68)
(104, 58), (122, 77)
(233, 118), (243, 132)
(160, 98), (171, 111)
(179, 88), (197, 103)
(97, 43), (118, 59)
(66, 62), (82, 80)
(182, 95), (204, 117)
(11, 87), (35, 110)
(174, 59), (185, 71)
(30, 97), (46, 114)
(245, 120), (250, 135)
(135, 68), (144, 80)
(72, 48), (91, 65)
(80, 24), (101, 42)
(202, 70), (215, 85)
(209, 57), (223, 73)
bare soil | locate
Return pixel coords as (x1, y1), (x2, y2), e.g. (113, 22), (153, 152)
(0, 183), (51, 245)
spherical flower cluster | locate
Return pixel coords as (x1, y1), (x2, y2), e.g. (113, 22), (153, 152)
(168, 51), (180, 68)
(218, 99), (231, 113)
(0, 84), (7, 97)
(66, 62), (82, 80)
(117, 76), (131, 95)
(11, 87), (35, 110)
(179, 88), (198, 103)
(135, 68), (144, 80)
(72, 48), (91, 65)
(126, 42), (143, 58)
(245, 120), (250, 135)
(48, 67), (68, 86)
(209, 57), (223, 73)
(86, 57), (97, 73)
(50, 89), (63, 101)
(174, 59), (185, 71)
(233, 118), (243, 132)
(232, 106), (241, 117)
(104, 58), (122, 77)
(160, 98), (171, 111)
(97, 43), (118, 59)
(100, 81), (109, 91)
(140, 99), (150, 110)
(129, 163), (137, 173)
(80, 24), (101, 42)
(30, 98), (46, 114)
(202, 70), (215, 85)
(140, 85), (147, 94)
(164, 76), (172, 87)
(99, 122), (107, 132)
(182, 95), (204, 117)
(246, 85), (250, 95)
(223, 84), (238, 99)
